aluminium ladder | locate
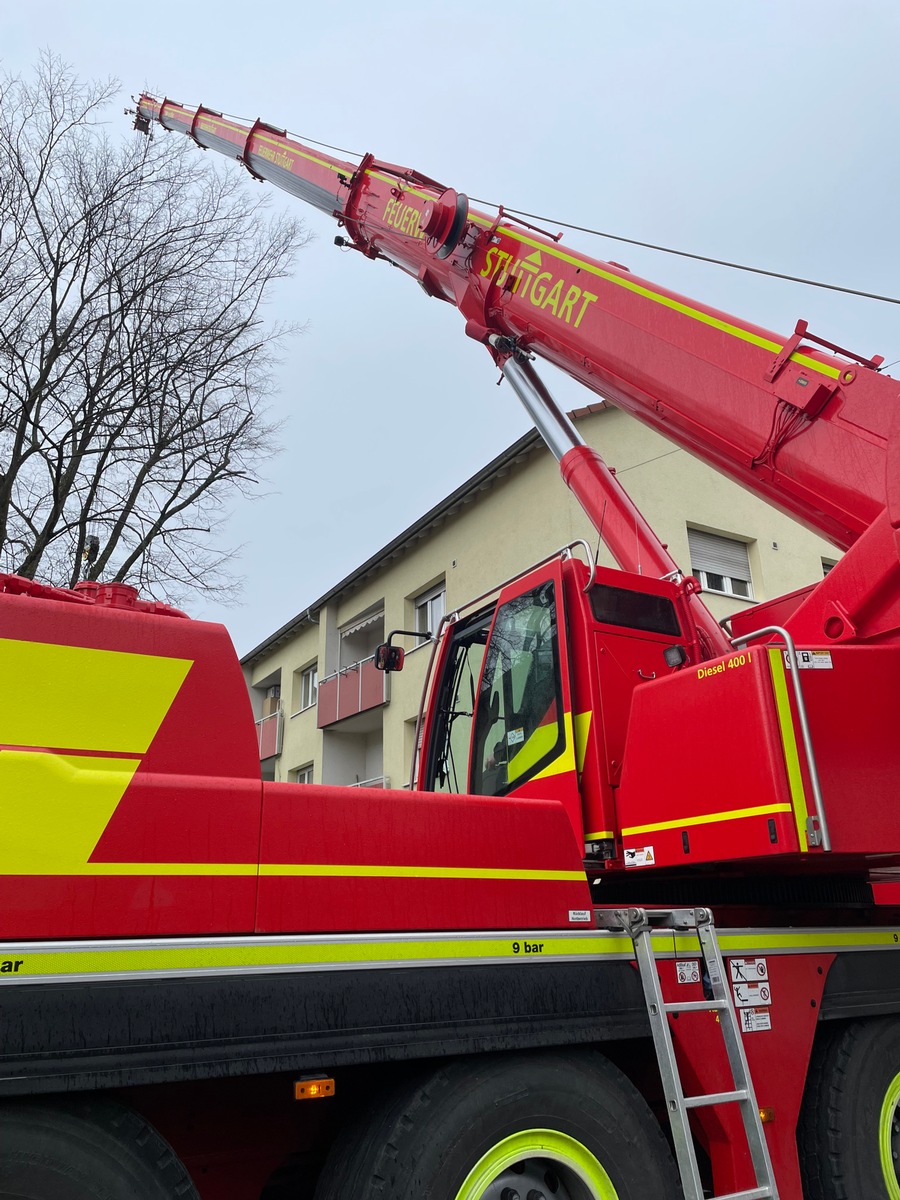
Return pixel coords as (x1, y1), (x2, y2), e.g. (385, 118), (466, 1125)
(596, 906), (778, 1200)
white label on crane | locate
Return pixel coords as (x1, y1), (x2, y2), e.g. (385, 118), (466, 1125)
(740, 1007), (772, 1033)
(729, 957), (768, 982)
(568, 910), (592, 923)
(784, 650), (833, 670)
(732, 981), (772, 1007)
(624, 846), (655, 868)
(676, 960), (701, 985)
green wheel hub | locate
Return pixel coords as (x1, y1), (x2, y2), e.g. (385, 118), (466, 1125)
(454, 1129), (620, 1200)
(879, 1070), (900, 1199)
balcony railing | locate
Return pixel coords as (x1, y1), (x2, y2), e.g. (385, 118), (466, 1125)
(317, 655), (387, 728)
(347, 775), (390, 789)
(255, 709), (283, 759)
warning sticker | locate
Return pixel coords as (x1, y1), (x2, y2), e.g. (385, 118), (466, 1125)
(729, 957), (768, 983)
(740, 1007), (772, 1033)
(784, 649), (833, 670)
(568, 909), (592, 923)
(676, 960), (701, 985)
(624, 846), (655, 868)
(732, 981), (772, 1007)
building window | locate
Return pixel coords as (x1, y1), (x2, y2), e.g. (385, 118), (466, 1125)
(291, 763), (314, 785)
(688, 528), (753, 599)
(294, 663), (317, 712)
(415, 582), (446, 643)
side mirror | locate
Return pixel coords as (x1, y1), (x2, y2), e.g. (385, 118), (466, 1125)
(375, 628), (430, 673)
(374, 643), (405, 673)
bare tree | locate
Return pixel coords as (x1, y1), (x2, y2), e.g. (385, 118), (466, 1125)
(0, 54), (309, 603)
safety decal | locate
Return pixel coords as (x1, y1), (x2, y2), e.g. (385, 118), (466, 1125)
(729, 956), (768, 982)
(739, 1007), (772, 1033)
(676, 960), (701, 985)
(624, 845), (655, 867)
(784, 649), (833, 670)
(732, 981), (771, 1008)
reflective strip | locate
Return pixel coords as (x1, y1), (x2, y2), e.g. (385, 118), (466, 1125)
(584, 830), (615, 841)
(574, 710), (592, 774)
(0, 860), (584, 881)
(718, 928), (900, 953)
(258, 863), (585, 881)
(518, 710), (574, 784)
(622, 802), (792, 838)
(0, 931), (631, 984)
(1, 925), (897, 986)
(768, 647), (809, 851)
(478, 227), (842, 381)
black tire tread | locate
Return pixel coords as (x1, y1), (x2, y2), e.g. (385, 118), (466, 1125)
(0, 1096), (199, 1200)
(798, 1017), (900, 1200)
(314, 1049), (681, 1199)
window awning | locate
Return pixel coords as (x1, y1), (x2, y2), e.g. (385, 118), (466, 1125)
(341, 611), (384, 638)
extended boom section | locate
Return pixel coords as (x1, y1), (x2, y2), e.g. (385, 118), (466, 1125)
(139, 95), (898, 559)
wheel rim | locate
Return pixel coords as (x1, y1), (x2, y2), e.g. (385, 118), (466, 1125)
(454, 1129), (620, 1200)
(879, 1070), (900, 1200)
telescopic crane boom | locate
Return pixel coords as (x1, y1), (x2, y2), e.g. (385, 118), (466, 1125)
(134, 95), (900, 650)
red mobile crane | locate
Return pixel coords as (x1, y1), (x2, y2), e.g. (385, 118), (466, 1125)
(0, 96), (898, 1200)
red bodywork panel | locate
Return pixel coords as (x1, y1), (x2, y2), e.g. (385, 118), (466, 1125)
(617, 649), (803, 868)
(0, 575), (262, 937)
(0, 576), (590, 939)
(256, 783), (590, 933)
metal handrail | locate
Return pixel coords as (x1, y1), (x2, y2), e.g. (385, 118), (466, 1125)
(320, 652), (376, 686)
(729, 624), (830, 852)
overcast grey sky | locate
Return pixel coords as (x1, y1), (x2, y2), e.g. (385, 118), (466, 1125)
(5, 1), (899, 654)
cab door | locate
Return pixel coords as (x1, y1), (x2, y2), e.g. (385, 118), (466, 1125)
(467, 560), (583, 842)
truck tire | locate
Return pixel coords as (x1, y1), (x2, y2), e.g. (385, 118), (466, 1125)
(799, 1017), (900, 1199)
(0, 1096), (200, 1199)
(313, 1050), (681, 1199)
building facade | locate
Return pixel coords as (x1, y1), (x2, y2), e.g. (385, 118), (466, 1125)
(242, 405), (838, 789)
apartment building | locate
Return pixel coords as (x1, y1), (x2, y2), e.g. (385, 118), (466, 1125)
(242, 404), (839, 788)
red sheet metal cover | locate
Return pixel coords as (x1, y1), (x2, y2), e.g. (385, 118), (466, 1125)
(616, 648), (802, 870)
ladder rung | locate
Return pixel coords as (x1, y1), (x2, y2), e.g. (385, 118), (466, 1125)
(663, 998), (727, 1013)
(683, 1088), (748, 1108)
(708, 1188), (774, 1200)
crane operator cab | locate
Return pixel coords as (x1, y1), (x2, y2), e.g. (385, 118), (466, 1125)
(379, 546), (699, 865)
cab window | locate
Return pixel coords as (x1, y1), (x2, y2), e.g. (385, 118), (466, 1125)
(471, 581), (563, 797)
(423, 610), (491, 793)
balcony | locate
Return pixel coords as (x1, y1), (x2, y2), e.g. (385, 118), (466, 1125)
(255, 709), (283, 759)
(317, 656), (387, 728)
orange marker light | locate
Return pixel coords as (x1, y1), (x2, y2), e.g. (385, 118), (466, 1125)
(294, 1077), (335, 1100)
(758, 1106), (775, 1124)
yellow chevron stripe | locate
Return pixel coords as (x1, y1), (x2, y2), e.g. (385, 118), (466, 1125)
(0, 752), (139, 873)
(0, 639), (191, 753)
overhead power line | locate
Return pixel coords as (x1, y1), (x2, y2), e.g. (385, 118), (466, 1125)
(212, 115), (899, 309)
(470, 200), (900, 308)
